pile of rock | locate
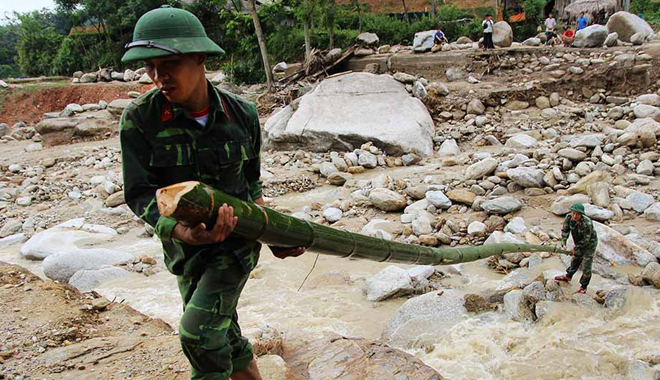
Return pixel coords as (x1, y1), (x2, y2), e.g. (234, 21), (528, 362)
(36, 99), (131, 146)
(0, 122), (38, 145)
(355, 32), (379, 57)
(0, 145), (127, 216)
(72, 68), (152, 84)
(629, 261), (660, 289)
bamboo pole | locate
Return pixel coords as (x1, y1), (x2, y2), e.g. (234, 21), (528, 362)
(156, 181), (568, 265)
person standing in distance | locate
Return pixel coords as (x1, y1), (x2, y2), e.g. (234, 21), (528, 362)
(576, 12), (589, 31)
(544, 13), (557, 45)
(119, 6), (305, 380)
(482, 14), (495, 50)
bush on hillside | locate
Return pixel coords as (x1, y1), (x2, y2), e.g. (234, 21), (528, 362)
(52, 35), (117, 76)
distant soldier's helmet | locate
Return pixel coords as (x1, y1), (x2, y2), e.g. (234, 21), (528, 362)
(569, 202), (585, 214)
(121, 5), (224, 63)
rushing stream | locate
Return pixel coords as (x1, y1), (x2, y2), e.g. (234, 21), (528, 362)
(1, 182), (658, 380)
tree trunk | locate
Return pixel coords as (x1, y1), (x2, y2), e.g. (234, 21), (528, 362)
(247, 0), (274, 91)
(432, 0), (437, 17)
(304, 18), (311, 60)
(353, 0), (362, 33)
(401, 0), (410, 23)
(156, 181), (568, 265)
(303, 0), (317, 60)
(328, 0), (335, 49)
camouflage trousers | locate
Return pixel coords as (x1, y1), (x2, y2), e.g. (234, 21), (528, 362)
(177, 254), (254, 380)
(566, 244), (597, 289)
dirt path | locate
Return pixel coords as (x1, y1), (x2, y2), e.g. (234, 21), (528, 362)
(0, 261), (189, 380)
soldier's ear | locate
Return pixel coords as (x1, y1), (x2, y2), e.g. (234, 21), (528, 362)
(194, 53), (207, 65)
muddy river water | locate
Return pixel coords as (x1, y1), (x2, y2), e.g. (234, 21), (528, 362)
(1, 185), (658, 380)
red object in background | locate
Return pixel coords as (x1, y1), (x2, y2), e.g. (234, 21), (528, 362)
(564, 29), (575, 38)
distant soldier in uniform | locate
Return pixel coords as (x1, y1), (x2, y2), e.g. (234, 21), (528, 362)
(555, 203), (598, 294)
(120, 6), (304, 380)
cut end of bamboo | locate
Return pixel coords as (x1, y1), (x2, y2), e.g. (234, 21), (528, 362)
(156, 181), (200, 217)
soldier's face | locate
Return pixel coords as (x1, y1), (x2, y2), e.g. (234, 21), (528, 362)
(144, 54), (205, 104)
(571, 211), (581, 221)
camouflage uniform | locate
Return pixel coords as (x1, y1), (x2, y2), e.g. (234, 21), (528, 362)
(561, 214), (598, 289)
(120, 82), (262, 380)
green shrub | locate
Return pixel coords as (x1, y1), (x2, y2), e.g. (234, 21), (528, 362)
(15, 12), (64, 77)
(223, 55), (266, 85)
(267, 28), (359, 63)
(52, 35), (118, 76)
(360, 6), (479, 45)
(630, 0), (660, 25)
(0, 64), (19, 78)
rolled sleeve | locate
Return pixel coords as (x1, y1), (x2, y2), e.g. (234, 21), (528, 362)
(155, 216), (178, 242)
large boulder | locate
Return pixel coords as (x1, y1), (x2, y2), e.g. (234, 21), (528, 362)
(107, 99), (134, 116)
(619, 118), (660, 148)
(504, 289), (535, 321)
(35, 118), (79, 146)
(68, 266), (131, 292)
(382, 289), (467, 348)
(604, 32), (618, 47)
(633, 105), (660, 121)
(507, 168), (545, 188)
(607, 12), (653, 43)
(413, 30), (436, 52)
(493, 21), (513, 47)
(637, 94), (660, 107)
(551, 194), (591, 215)
(369, 188), (407, 211)
(644, 203), (660, 222)
(364, 266), (414, 302)
(43, 249), (135, 282)
(285, 334), (443, 380)
(465, 157), (498, 180)
(573, 25), (608, 48)
(264, 73), (434, 156)
(482, 197), (523, 214)
(357, 32), (379, 46)
(438, 138), (460, 156)
(20, 229), (115, 260)
(505, 134), (537, 149)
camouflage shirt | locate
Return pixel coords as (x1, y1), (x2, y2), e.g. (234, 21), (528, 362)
(120, 82), (262, 276)
(561, 214), (598, 249)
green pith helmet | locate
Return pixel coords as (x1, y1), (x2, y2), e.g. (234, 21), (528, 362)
(570, 202), (585, 215)
(121, 5), (224, 63)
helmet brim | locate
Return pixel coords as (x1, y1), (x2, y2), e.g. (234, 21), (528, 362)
(569, 207), (585, 214)
(121, 36), (225, 63)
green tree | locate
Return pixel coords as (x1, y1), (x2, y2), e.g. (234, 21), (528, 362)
(0, 24), (20, 78)
(247, 0), (274, 90)
(13, 11), (64, 76)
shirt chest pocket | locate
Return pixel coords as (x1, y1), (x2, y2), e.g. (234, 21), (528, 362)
(197, 139), (257, 197)
(149, 144), (195, 183)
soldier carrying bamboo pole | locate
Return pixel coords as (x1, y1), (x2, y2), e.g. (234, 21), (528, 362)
(119, 6), (304, 380)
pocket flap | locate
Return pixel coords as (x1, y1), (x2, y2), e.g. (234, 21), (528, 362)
(202, 139), (257, 165)
(150, 144), (194, 167)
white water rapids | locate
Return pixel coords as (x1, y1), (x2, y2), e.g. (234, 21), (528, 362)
(2, 234), (658, 380)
